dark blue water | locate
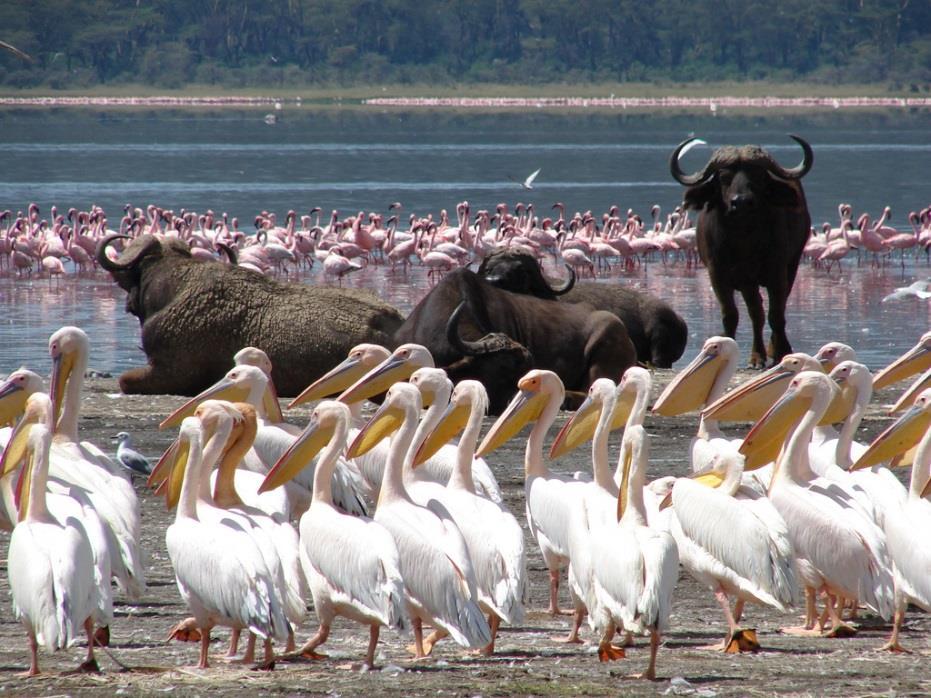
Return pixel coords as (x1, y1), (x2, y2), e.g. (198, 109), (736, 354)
(1, 107), (930, 380)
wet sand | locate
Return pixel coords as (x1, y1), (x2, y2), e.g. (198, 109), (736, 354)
(0, 371), (927, 696)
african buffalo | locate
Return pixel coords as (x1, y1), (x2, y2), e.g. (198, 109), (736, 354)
(97, 234), (404, 396)
(478, 249), (687, 367)
(394, 268), (636, 412)
(670, 135), (813, 367)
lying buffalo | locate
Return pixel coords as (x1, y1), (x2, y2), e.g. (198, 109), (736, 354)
(478, 249), (687, 367)
(394, 268), (636, 411)
(98, 234), (404, 396)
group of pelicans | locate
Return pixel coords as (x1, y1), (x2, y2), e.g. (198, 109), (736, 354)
(4, 199), (930, 286)
(2, 325), (931, 680)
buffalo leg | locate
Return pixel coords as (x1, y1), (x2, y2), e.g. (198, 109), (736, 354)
(739, 286), (767, 368)
(765, 283), (792, 361)
(712, 284), (740, 340)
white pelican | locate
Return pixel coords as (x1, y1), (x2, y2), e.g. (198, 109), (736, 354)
(346, 381), (491, 657)
(48, 326), (146, 599)
(335, 343), (502, 502)
(740, 371), (894, 636)
(547, 375), (632, 641)
(1, 394), (115, 649)
(589, 425), (678, 679)
(850, 388), (931, 651)
(652, 336), (746, 472)
(164, 415), (291, 668)
(477, 369), (587, 615)
(259, 400), (406, 667)
(660, 450), (796, 652)
(161, 363), (365, 518)
(4, 395), (98, 676)
(813, 341), (856, 371)
(157, 400), (302, 660)
(412, 379), (527, 654)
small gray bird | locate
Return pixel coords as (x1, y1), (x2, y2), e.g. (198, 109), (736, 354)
(112, 432), (152, 478)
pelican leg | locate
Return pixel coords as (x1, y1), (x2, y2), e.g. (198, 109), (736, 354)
(199, 628), (212, 669)
(286, 628), (296, 653)
(822, 591), (857, 638)
(364, 624), (380, 668)
(24, 630), (39, 677)
(411, 617), (426, 658)
(79, 617), (100, 673)
(597, 620), (626, 661)
(559, 607), (585, 644)
(291, 623), (330, 660)
(479, 614), (501, 656)
(421, 627), (448, 656)
(629, 629), (661, 681)
(166, 616), (202, 642)
(733, 599), (745, 624)
(226, 628), (241, 658)
(878, 606), (910, 653)
(781, 586), (822, 635)
(547, 569), (565, 615)
(240, 632), (257, 663)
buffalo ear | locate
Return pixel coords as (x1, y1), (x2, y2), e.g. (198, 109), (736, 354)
(682, 177), (718, 210)
(766, 174), (802, 207)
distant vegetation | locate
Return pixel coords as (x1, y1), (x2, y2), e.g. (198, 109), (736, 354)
(1, 0), (929, 91)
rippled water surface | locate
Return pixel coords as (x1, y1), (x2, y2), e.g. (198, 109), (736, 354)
(1, 107), (930, 379)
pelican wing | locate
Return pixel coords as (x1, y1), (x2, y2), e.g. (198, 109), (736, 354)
(635, 526), (679, 633)
(883, 501), (931, 612)
(166, 518), (290, 641)
(672, 479), (796, 609)
(302, 508), (406, 629)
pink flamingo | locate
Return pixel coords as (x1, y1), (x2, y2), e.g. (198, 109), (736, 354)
(323, 245), (363, 285)
(818, 221), (855, 273)
(561, 247), (596, 279)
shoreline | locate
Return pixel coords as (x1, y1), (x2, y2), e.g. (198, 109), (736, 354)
(2, 95), (931, 110)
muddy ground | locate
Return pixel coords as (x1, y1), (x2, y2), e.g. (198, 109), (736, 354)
(0, 370), (927, 697)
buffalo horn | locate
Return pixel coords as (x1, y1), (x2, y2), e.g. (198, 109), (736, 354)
(216, 242), (239, 265)
(551, 265), (575, 295)
(775, 134), (814, 180)
(446, 302), (490, 356)
(669, 137), (709, 186)
(96, 233), (159, 273)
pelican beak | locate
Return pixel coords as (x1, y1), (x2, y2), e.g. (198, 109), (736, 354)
(0, 416), (34, 479)
(739, 388), (812, 467)
(260, 414), (334, 492)
(692, 469), (727, 488)
(850, 402), (931, 470)
(873, 342), (931, 391)
(165, 435), (194, 509)
(921, 473), (931, 499)
(549, 394), (600, 459)
(345, 400), (404, 459)
(49, 350), (75, 429)
(290, 355), (365, 408)
(476, 381), (549, 458)
(339, 355), (416, 406)
(413, 401), (470, 467)
(658, 490), (674, 511)
(0, 378), (28, 428)
(889, 368), (931, 413)
(703, 365), (795, 423)
(820, 381), (855, 425)
(652, 348), (720, 416)
(147, 437), (179, 489)
(160, 376), (248, 430)
(262, 378), (284, 424)
(13, 437), (36, 522)
(616, 443), (632, 521)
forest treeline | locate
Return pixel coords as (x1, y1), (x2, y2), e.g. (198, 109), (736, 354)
(1, 0), (929, 90)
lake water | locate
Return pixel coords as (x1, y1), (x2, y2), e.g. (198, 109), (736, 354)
(1, 106), (930, 382)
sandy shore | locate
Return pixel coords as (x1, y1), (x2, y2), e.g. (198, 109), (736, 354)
(0, 371), (926, 696)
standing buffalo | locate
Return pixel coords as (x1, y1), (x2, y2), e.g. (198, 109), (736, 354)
(97, 234), (404, 396)
(478, 249), (687, 367)
(394, 268), (636, 412)
(671, 135), (813, 367)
